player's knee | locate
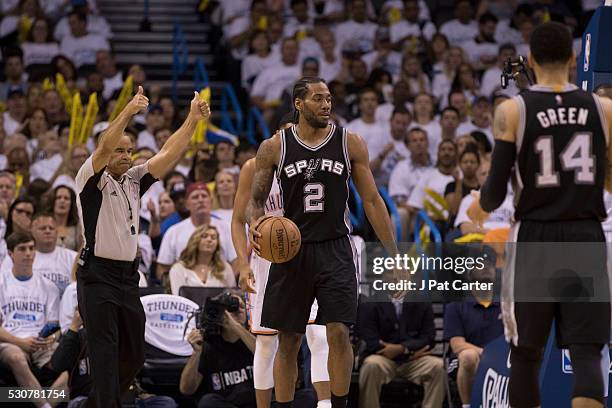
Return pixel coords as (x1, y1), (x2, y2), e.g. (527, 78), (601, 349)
(511, 345), (542, 365)
(306, 325), (328, 356)
(326, 323), (349, 350)
(278, 332), (302, 355)
(256, 335), (279, 360)
(458, 349), (480, 372)
(569, 343), (605, 402)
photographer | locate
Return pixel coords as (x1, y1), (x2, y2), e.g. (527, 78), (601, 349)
(180, 291), (256, 408)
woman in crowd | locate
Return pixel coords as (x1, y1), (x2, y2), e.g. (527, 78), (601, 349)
(22, 108), (50, 151)
(51, 55), (78, 91)
(21, 18), (60, 67)
(211, 170), (236, 228)
(6, 197), (36, 237)
(241, 30), (274, 92)
(432, 46), (464, 106)
(213, 141), (239, 176)
(444, 144), (480, 217)
(159, 95), (180, 129)
(168, 224), (235, 295)
(399, 53), (431, 100)
(49, 185), (82, 251)
(426, 33), (450, 75)
(450, 63), (481, 105)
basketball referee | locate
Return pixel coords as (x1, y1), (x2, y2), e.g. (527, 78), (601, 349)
(75, 87), (210, 407)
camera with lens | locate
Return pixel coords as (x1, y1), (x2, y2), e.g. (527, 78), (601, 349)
(501, 55), (534, 89)
(196, 292), (240, 340)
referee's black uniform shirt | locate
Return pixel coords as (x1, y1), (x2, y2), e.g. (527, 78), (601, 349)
(74, 156), (157, 407)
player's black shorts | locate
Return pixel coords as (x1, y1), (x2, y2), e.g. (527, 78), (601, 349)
(261, 235), (357, 333)
(509, 219), (610, 348)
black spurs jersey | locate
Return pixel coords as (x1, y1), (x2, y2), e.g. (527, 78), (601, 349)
(513, 84), (609, 221)
(277, 124), (352, 243)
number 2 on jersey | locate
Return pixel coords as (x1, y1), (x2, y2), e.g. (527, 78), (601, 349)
(535, 132), (595, 187)
(304, 183), (324, 212)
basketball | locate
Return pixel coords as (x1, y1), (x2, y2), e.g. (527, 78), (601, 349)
(255, 216), (301, 263)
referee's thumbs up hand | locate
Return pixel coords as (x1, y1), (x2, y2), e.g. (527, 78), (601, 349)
(189, 91), (211, 122)
(126, 85), (149, 115)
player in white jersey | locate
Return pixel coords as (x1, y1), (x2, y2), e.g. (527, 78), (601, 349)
(232, 157), (331, 408)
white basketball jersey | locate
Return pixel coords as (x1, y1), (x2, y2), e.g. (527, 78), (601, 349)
(264, 172), (283, 216)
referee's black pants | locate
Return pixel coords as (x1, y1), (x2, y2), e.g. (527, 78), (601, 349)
(76, 256), (145, 408)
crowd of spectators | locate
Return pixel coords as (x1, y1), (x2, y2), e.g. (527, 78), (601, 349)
(0, 0), (604, 407)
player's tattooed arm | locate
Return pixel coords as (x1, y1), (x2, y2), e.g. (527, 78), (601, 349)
(245, 137), (280, 227)
(492, 98), (518, 142)
(596, 95), (612, 193)
(348, 131), (399, 255)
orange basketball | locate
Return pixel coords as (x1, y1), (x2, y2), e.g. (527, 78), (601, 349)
(255, 216), (301, 263)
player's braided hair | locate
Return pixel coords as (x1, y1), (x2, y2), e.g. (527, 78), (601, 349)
(291, 76), (326, 123)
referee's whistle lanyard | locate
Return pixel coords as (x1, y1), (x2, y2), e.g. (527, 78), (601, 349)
(117, 177), (136, 236)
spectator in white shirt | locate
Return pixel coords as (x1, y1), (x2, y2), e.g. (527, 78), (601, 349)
(283, 0), (314, 38)
(213, 141), (240, 176)
(428, 33), (450, 75)
(29, 213), (77, 296)
(315, 29), (341, 82)
(3, 89), (27, 137)
(454, 160), (513, 235)
(448, 89), (476, 136)
(0, 232), (62, 406)
(389, 127), (433, 238)
(157, 182), (238, 281)
(0, 50), (28, 103)
(50, 145), (90, 195)
(211, 170), (235, 228)
(515, 18), (534, 58)
(347, 88), (390, 159)
(362, 27), (402, 81)
(53, 4), (112, 41)
(440, 106), (460, 142)
(439, 0), (479, 46)
(411, 92), (441, 157)
(21, 18), (60, 67)
(59, 10), (110, 68)
(169, 225), (236, 295)
(462, 13), (499, 71)
(480, 43), (519, 98)
(431, 46), (465, 104)
(224, 0), (268, 60)
(95, 50), (123, 100)
(0, 171), (16, 218)
(137, 105), (165, 152)
(407, 140), (458, 231)
(241, 31), (275, 92)
(250, 37), (301, 123)
(461, 96), (493, 144)
(399, 53), (431, 100)
(375, 79), (412, 124)
(495, 4), (534, 46)
(334, 0), (378, 53)
(390, 0), (436, 49)
(370, 108), (412, 189)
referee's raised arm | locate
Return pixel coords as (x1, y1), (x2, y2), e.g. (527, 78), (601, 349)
(91, 85), (149, 173)
(147, 91), (211, 179)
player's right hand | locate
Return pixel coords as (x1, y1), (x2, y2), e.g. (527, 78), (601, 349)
(126, 86), (149, 115)
(248, 214), (272, 255)
(187, 328), (203, 353)
(238, 263), (256, 294)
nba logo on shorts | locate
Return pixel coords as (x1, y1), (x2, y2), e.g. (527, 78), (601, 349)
(562, 349), (573, 373)
(211, 373), (222, 390)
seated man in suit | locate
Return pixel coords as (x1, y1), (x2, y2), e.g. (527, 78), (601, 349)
(358, 291), (446, 408)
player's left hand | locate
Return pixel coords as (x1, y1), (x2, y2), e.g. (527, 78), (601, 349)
(189, 91), (211, 122)
(248, 214), (272, 255)
(238, 264), (256, 294)
(467, 190), (489, 228)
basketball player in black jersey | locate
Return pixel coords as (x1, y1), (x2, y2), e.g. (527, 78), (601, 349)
(246, 77), (399, 408)
(469, 22), (612, 408)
